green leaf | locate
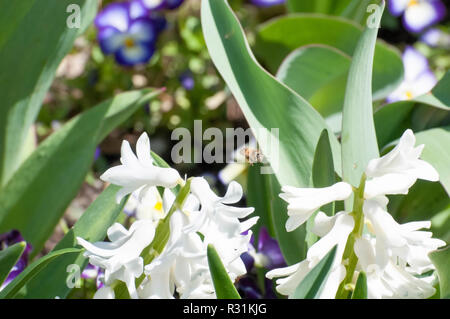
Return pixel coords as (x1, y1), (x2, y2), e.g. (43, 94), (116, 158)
(0, 248), (80, 299)
(207, 244), (241, 299)
(0, 0), (97, 186)
(351, 272), (368, 299)
(286, 0), (376, 24)
(292, 245), (337, 299)
(0, 242), (26, 286)
(415, 127), (450, 196)
(247, 164), (276, 242)
(312, 130), (336, 216)
(19, 185), (127, 299)
(341, 3), (383, 187)
(277, 44), (403, 117)
(254, 14), (403, 92)
(0, 89), (162, 256)
(429, 246), (450, 299)
(201, 0), (341, 189)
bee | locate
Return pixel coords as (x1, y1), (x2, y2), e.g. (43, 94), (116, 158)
(240, 147), (264, 165)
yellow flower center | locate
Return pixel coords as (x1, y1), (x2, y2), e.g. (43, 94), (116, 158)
(405, 91), (414, 99)
(124, 37), (135, 48)
(153, 201), (163, 211)
(408, 0), (419, 7)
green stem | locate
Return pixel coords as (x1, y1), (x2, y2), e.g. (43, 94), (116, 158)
(335, 174), (366, 299)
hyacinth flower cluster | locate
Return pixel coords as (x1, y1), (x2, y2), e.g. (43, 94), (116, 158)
(388, 0), (446, 33)
(0, 230), (32, 291)
(266, 129), (446, 299)
(95, 0), (184, 66)
(77, 133), (258, 299)
(386, 46), (437, 102)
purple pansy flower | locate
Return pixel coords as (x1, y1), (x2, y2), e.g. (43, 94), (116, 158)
(81, 264), (104, 289)
(140, 0), (184, 10)
(250, 0), (285, 7)
(237, 277), (277, 299)
(421, 28), (450, 48)
(95, 1), (157, 66)
(180, 71), (195, 90)
(0, 230), (32, 290)
(386, 46), (437, 103)
(388, 0), (446, 33)
(242, 227), (286, 271)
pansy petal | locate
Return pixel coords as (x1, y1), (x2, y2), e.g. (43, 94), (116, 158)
(141, 0), (166, 10)
(403, 46), (429, 82)
(129, 0), (149, 19)
(95, 2), (130, 32)
(115, 42), (155, 66)
(129, 18), (157, 43)
(251, 0), (285, 7)
(409, 70), (437, 97)
(97, 27), (125, 54)
(388, 0), (409, 16)
(403, 1), (443, 33)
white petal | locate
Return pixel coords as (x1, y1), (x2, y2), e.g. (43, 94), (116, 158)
(93, 286), (115, 299)
(364, 173), (417, 198)
(136, 132), (153, 166)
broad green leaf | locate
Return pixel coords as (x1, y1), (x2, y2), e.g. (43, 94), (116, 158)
(341, 3), (383, 187)
(429, 246), (450, 299)
(201, 0), (341, 189)
(276, 45), (351, 117)
(0, 0), (97, 186)
(292, 245), (337, 299)
(0, 248), (80, 299)
(286, 0), (337, 14)
(312, 130), (335, 216)
(0, 242), (26, 286)
(415, 127), (450, 196)
(19, 185), (127, 299)
(254, 14), (403, 95)
(277, 45), (403, 117)
(207, 244), (241, 299)
(351, 272), (368, 299)
(247, 164), (276, 242)
(0, 89), (162, 256)
(287, 0), (375, 24)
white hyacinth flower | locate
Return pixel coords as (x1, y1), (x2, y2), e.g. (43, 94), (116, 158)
(123, 186), (166, 222)
(77, 219), (156, 299)
(266, 212), (354, 298)
(364, 129), (439, 198)
(100, 132), (182, 203)
(363, 198), (446, 272)
(186, 177), (256, 236)
(355, 236), (439, 299)
(279, 182), (353, 232)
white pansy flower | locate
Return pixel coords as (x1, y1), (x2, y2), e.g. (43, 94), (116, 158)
(355, 236), (438, 299)
(279, 182), (353, 232)
(100, 132), (182, 203)
(363, 198), (446, 271)
(77, 219), (155, 299)
(266, 213), (354, 298)
(365, 129), (439, 198)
